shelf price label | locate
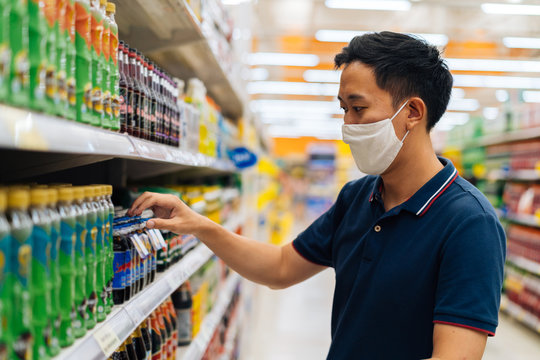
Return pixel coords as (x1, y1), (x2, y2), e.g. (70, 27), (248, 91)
(93, 323), (121, 357)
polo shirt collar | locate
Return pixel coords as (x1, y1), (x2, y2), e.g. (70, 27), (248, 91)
(369, 157), (459, 217)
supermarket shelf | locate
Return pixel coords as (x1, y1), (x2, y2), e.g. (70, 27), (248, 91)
(55, 219), (242, 360)
(0, 104), (236, 180)
(483, 169), (540, 182)
(453, 127), (540, 150)
(505, 213), (540, 229)
(116, 0), (245, 120)
(507, 255), (540, 277)
(500, 295), (540, 334)
(178, 272), (241, 360)
(218, 300), (243, 360)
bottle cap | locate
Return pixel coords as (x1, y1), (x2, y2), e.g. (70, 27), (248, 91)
(84, 186), (95, 199)
(8, 189), (30, 209)
(48, 188), (59, 204)
(105, 185), (113, 196)
(106, 2), (115, 13)
(100, 0), (107, 6)
(58, 187), (75, 202)
(0, 190), (6, 212)
(73, 186), (85, 201)
(30, 189), (49, 206)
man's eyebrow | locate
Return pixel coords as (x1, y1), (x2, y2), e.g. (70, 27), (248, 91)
(337, 94), (366, 102)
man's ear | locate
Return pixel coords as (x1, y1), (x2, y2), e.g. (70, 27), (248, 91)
(406, 97), (426, 131)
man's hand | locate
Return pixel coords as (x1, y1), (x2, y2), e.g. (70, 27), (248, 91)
(429, 323), (488, 360)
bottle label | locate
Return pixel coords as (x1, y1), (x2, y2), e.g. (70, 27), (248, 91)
(83, 82), (92, 112)
(67, 77), (76, 105)
(92, 87), (103, 113)
(75, 223), (86, 256)
(112, 251), (125, 290)
(12, 332), (32, 360)
(86, 226), (97, 254)
(119, 91), (126, 114)
(57, 69), (68, 102)
(176, 309), (191, 342)
(45, 64), (57, 101)
(51, 224), (60, 261)
(104, 90), (112, 116)
(0, 44), (10, 87)
(13, 50), (30, 93)
(124, 249), (132, 287)
(60, 223), (75, 255)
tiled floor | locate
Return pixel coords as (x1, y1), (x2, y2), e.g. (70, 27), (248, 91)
(240, 268), (540, 360)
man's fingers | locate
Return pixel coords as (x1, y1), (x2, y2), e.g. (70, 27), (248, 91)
(128, 192), (153, 216)
(147, 218), (178, 233)
(131, 196), (159, 216)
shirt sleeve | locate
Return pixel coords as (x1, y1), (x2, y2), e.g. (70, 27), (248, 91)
(433, 213), (506, 336)
(292, 182), (352, 268)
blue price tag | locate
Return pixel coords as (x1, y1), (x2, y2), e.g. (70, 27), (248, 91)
(228, 147), (257, 169)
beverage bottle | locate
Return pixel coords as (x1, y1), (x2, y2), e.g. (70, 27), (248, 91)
(155, 306), (168, 357)
(111, 342), (129, 360)
(122, 225), (133, 302)
(63, 0), (77, 120)
(166, 300), (178, 358)
(44, 0), (59, 114)
(89, 0), (103, 126)
(135, 221), (150, 288)
(99, 0), (110, 129)
(0, 190), (10, 359)
(72, 186), (87, 337)
(171, 80), (180, 147)
(147, 61), (157, 142)
(104, 185), (114, 313)
(132, 326), (147, 360)
(160, 303), (173, 359)
(29, 188), (52, 360)
(136, 51), (147, 139)
(46, 188), (62, 356)
(89, 185), (106, 323)
(124, 44), (135, 135)
(9, 0), (30, 107)
(128, 47), (141, 138)
(56, 187), (77, 347)
(0, 0), (10, 101)
(153, 65), (162, 143)
(28, 0), (47, 111)
(107, 1), (119, 130)
(55, 0), (68, 116)
(126, 222), (138, 296)
(140, 319), (152, 360)
(171, 282), (192, 346)
(112, 225), (126, 305)
(83, 186), (98, 329)
(6, 189), (33, 360)
(118, 40), (127, 133)
(149, 312), (162, 360)
(162, 74), (171, 145)
(75, 0), (93, 123)
(156, 232), (167, 273)
(125, 333), (137, 360)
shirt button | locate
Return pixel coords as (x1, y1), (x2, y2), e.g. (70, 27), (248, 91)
(374, 225), (381, 232)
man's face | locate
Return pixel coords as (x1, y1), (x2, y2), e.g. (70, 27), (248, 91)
(337, 62), (399, 126)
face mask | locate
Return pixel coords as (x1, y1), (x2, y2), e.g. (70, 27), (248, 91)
(342, 101), (409, 175)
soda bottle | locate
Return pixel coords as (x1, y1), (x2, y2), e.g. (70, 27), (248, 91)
(140, 55), (150, 140)
(91, 186), (107, 322)
(160, 303), (173, 359)
(29, 188), (52, 360)
(147, 61), (157, 142)
(9, 0), (30, 107)
(89, 0), (103, 126)
(128, 47), (141, 137)
(140, 319), (152, 360)
(64, 0), (77, 120)
(44, 0), (59, 114)
(171, 282), (192, 346)
(56, 187), (76, 347)
(149, 312), (162, 360)
(125, 333), (137, 360)
(6, 189), (33, 360)
(46, 188), (62, 356)
(156, 232), (167, 273)
(118, 41), (127, 133)
(0, 0), (10, 101)
(72, 186), (87, 337)
(28, 0), (48, 111)
(83, 186), (98, 328)
(107, 1), (119, 131)
(112, 225), (126, 305)
(104, 185), (114, 312)
(122, 225), (132, 302)
(155, 306), (168, 357)
(153, 65), (164, 143)
(132, 325), (146, 360)
(166, 300), (178, 358)
(111, 342), (129, 360)
(75, 0), (93, 123)
(0, 190), (10, 359)
(55, 0), (68, 116)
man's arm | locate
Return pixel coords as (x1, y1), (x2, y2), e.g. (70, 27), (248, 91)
(428, 323), (487, 360)
(128, 192), (327, 288)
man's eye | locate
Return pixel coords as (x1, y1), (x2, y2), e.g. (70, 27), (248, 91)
(353, 107), (364, 113)
(340, 107), (348, 114)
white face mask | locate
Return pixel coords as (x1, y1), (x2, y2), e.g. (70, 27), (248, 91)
(342, 101), (409, 175)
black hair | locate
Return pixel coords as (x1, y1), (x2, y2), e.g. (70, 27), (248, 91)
(334, 31), (453, 131)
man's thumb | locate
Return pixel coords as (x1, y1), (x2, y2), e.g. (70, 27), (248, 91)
(147, 218), (176, 232)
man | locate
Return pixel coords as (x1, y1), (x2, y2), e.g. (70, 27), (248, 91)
(128, 32), (506, 360)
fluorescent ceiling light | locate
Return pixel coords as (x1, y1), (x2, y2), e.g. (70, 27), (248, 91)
(250, 68), (269, 81)
(454, 74), (540, 89)
(268, 125), (342, 140)
(247, 53), (319, 67)
(481, 3), (540, 16)
(315, 30), (448, 46)
(247, 81), (339, 96)
(447, 58), (540, 73)
(304, 69), (341, 83)
(503, 37), (540, 49)
(522, 90), (540, 103)
(447, 98), (480, 112)
(260, 112), (340, 123)
(325, 0), (411, 11)
(250, 100), (341, 115)
(483, 107), (500, 120)
(221, 0), (250, 5)
(435, 112), (470, 131)
(452, 88), (466, 99)
(495, 89), (509, 102)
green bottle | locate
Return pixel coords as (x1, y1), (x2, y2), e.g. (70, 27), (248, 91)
(46, 189), (61, 356)
(55, 0), (68, 116)
(83, 186), (98, 329)
(0, 0), (11, 101)
(28, 0), (48, 111)
(72, 186), (87, 338)
(104, 185), (114, 314)
(100, 0), (111, 129)
(107, 2), (119, 130)
(7, 189), (34, 360)
(89, 0), (102, 126)
(64, 0), (77, 120)
(75, 0), (92, 123)
(92, 185), (106, 322)
(29, 188), (52, 360)
(9, 0), (30, 107)
(44, 0), (59, 114)
(56, 187), (76, 347)
(0, 191), (10, 359)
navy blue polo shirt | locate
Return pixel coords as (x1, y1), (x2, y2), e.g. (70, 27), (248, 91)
(293, 157), (506, 360)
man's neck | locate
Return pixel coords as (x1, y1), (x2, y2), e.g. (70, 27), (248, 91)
(380, 146), (444, 212)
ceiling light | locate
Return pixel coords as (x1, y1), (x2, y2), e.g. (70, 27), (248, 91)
(453, 75), (540, 89)
(250, 68), (269, 81)
(503, 37), (540, 49)
(495, 89), (509, 102)
(268, 125), (342, 140)
(221, 0), (251, 5)
(315, 30), (448, 46)
(325, 0), (411, 11)
(483, 107), (500, 120)
(250, 100), (342, 115)
(522, 90), (540, 103)
(304, 69), (341, 83)
(447, 98), (480, 112)
(451, 88), (466, 99)
(481, 3), (540, 15)
(435, 112), (470, 131)
(446, 58), (540, 73)
(247, 81), (339, 96)
(247, 53), (320, 67)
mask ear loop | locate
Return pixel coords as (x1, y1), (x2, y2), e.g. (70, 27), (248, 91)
(390, 100), (410, 144)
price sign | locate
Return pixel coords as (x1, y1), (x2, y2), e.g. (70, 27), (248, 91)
(93, 323), (121, 357)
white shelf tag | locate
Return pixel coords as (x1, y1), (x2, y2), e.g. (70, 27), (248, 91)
(93, 323), (121, 357)
(153, 229), (168, 249)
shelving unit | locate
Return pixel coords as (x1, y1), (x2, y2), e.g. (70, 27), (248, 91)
(177, 272), (242, 360)
(115, 0), (245, 120)
(452, 126), (540, 150)
(504, 213), (540, 230)
(500, 295), (540, 334)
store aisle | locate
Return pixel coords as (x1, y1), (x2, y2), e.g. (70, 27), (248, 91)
(484, 313), (540, 359)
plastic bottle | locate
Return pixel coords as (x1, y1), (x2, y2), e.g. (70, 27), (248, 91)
(46, 188), (61, 356)
(72, 186), (87, 337)
(138, 52), (148, 140)
(0, 190), (10, 359)
(0, 0), (11, 101)
(118, 41), (127, 133)
(28, 0), (48, 111)
(83, 186), (98, 328)
(92, 185), (107, 321)
(111, 342), (128, 360)
(29, 188), (52, 360)
(147, 61), (157, 142)
(103, 185), (114, 314)
(62, 0), (77, 120)
(107, 2), (119, 130)
(166, 299), (178, 358)
(160, 303), (173, 359)
(128, 47), (140, 137)
(140, 320), (152, 360)
(56, 187), (76, 347)
(44, 0), (59, 114)
(9, 0), (30, 107)
(89, 0), (102, 126)
(6, 189), (33, 360)
(153, 65), (163, 143)
(132, 326), (146, 360)
(122, 224), (132, 302)
(98, 0), (109, 129)
(112, 225), (126, 305)
(155, 306), (168, 356)
(171, 282), (192, 346)
(75, 0), (93, 123)
(149, 312), (162, 360)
